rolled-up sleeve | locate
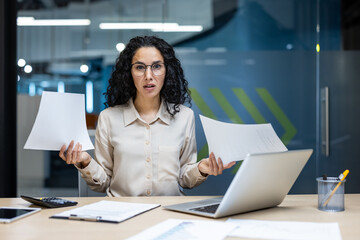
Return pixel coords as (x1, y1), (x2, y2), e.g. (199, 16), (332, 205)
(178, 111), (207, 188)
(76, 111), (114, 192)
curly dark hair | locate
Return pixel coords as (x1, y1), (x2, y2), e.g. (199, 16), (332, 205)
(104, 35), (191, 116)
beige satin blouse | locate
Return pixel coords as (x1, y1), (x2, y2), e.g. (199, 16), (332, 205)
(77, 99), (207, 196)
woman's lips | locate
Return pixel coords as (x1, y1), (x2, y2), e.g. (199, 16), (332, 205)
(144, 84), (155, 89)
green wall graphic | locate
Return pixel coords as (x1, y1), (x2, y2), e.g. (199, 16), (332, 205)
(190, 88), (297, 173)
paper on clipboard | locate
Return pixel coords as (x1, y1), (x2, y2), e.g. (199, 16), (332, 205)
(51, 200), (160, 223)
(199, 115), (288, 165)
(24, 91), (94, 151)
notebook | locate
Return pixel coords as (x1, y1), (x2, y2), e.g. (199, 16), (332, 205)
(164, 149), (313, 218)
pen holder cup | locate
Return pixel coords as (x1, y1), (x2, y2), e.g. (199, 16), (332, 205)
(316, 177), (346, 212)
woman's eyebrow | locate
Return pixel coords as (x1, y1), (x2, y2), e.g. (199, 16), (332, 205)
(132, 61), (145, 65)
(132, 60), (162, 65)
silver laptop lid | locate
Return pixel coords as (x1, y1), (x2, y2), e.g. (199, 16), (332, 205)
(214, 149), (313, 218)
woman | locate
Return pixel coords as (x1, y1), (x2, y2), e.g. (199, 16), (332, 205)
(59, 36), (235, 196)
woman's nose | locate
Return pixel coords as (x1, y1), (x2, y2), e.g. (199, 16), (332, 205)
(144, 66), (153, 79)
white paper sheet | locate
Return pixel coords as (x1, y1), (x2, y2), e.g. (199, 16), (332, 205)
(24, 91), (94, 151)
(126, 218), (237, 240)
(227, 219), (342, 240)
(199, 115), (288, 165)
(51, 200), (160, 223)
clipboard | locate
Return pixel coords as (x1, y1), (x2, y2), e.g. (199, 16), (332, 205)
(52, 213), (120, 223)
(50, 200), (160, 223)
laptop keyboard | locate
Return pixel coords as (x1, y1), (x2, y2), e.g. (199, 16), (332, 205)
(190, 204), (220, 214)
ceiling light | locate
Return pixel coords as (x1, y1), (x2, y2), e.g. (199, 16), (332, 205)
(116, 43), (126, 52)
(17, 17), (91, 26)
(24, 65), (32, 73)
(99, 22), (203, 32)
(18, 59), (26, 67)
(99, 22), (179, 30)
(80, 64), (89, 73)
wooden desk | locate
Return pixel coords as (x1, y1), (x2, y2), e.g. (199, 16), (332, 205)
(1, 194), (359, 240)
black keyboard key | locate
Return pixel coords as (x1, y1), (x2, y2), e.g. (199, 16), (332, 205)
(190, 204), (220, 214)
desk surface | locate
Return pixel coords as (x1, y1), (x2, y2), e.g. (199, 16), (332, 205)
(1, 194), (359, 240)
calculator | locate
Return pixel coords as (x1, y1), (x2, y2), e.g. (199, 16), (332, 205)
(21, 195), (78, 208)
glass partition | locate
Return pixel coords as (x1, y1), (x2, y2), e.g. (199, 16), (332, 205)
(16, 0), (359, 196)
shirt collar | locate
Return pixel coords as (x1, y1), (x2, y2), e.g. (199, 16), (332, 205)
(156, 100), (171, 125)
(123, 98), (138, 126)
(123, 98), (171, 126)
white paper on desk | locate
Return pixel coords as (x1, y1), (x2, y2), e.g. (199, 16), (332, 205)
(51, 200), (160, 223)
(226, 219), (342, 240)
(126, 218), (237, 240)
(199, 115), (288, 165)
(24, 91), (94, 151)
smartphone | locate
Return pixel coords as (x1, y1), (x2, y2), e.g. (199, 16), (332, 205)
(0, 207), (41, 223)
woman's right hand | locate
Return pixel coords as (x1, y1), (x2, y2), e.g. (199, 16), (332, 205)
(59, 140), (91, 168)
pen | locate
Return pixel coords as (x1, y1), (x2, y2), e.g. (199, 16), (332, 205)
(69, 214), (102, 222)
(322, 169), (349, 207)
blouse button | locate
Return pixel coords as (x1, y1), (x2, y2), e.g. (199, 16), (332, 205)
(146, 157), (150, 162)
(145, 140), (150, 145)
(146, 125), (150, 130)
(147, 190), (151, 195)
(147, 175), (151, 179)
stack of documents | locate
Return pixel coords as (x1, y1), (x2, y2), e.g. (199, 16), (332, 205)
(126, 218), (342, 240)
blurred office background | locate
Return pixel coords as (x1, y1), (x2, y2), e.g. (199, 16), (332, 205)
(1, 0), (359, 197)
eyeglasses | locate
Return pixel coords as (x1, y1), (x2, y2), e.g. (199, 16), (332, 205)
(131, 62), (166, 77)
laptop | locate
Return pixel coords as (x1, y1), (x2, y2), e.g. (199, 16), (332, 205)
(164, 149), (313, 218)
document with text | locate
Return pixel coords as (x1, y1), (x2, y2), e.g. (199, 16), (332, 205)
(24, 91), (94, 151)
(200, 115), (288, 165)
(126, 218), (237, 240)
(227, 219), (342, 240)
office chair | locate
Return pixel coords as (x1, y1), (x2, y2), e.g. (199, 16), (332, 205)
(77, 129), (105, 197)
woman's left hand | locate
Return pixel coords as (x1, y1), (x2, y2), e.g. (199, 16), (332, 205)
(198, 152), (236, 176)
